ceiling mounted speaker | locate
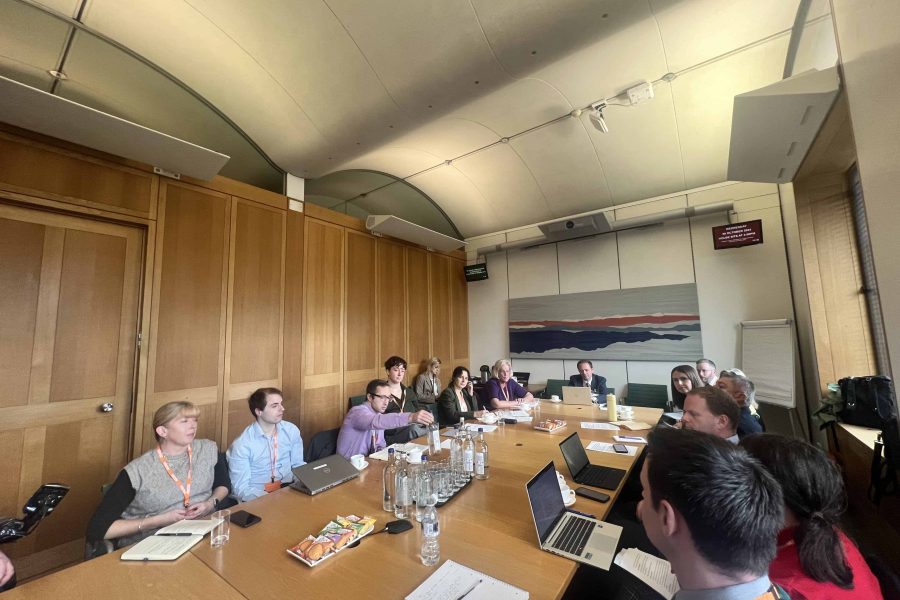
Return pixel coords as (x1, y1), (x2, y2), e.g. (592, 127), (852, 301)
(366, 215), (466, 252)
(0, 75), (229, 181)
(538, 213), (613, 241)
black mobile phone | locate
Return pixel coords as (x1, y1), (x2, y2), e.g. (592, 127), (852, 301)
(612, 443), (628, 453)
(230, 510), (261, 528)
(574, 487), (610, 503)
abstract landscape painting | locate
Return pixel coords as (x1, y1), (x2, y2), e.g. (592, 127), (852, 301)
(509, 283), (702, 360)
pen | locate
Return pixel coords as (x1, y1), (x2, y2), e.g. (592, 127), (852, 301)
(158, 533), (192, 536)
(455, 579), (482, 600)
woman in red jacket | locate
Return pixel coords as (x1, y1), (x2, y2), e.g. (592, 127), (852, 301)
(741, 433), (883, 600)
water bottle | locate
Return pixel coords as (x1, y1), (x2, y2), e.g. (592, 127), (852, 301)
(462, 430), (474, 477)
(416, 455), (434, 522)
(382, 448), (396, 512)
(420, 504), (440, 566)
(474, 427), (489, 480)
(450, 429), (462, 487)
(394, 455), (411, 519)
(427, 420), (442, 456)
(408, 450), (423, 521)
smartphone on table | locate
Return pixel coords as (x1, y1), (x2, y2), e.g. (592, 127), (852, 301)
(230, 510), (262, 528)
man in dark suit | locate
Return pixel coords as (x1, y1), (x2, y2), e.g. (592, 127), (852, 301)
(568, 360), (608, 395)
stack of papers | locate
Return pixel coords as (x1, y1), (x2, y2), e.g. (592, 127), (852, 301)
(613, 548), (680, 600)
(121, 519), (220, 561)
(580, 422), (619, 430)
(406, 559), (528, 600)
(369, 443), (428, 461)
(586, 441), (638, 456)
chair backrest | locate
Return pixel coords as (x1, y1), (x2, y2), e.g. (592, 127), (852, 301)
(473, 382), (489, 410)
(512, 371), (530, 389)
(307, 427), (340, 461)
(348, 395), (367, 410)
(625, 383), (670, 409)
(542, 378), (568, 399)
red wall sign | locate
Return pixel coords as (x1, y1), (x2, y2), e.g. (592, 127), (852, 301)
(712, 219), (763, 250)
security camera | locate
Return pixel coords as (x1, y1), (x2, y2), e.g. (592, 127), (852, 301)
(565, 220), (575, 229)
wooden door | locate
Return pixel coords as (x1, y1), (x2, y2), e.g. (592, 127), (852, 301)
(0, 201), (143, 578)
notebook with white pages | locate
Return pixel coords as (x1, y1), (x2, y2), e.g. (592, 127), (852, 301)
(406, 559), (528, 600)
(120, 518), (220, 561)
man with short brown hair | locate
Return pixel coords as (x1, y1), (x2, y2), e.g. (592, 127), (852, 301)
(680, 386), (740, 444)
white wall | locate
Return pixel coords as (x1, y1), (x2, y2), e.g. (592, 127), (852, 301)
(831, 0), (900, 379)
(467, 182), (795, 402)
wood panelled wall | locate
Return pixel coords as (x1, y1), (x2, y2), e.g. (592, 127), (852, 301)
(0, 122), (468, 491)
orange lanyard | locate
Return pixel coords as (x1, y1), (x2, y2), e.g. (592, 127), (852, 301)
(268, 427), (279, 482)
(157, 445), (192, 507)
(501, 384), (510, 402)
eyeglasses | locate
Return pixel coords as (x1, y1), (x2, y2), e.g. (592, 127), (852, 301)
(371, 394), (392, 401)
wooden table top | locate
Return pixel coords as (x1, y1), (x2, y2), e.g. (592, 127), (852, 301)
(190, 402), (661, 600)
(9, 402), (660, 600)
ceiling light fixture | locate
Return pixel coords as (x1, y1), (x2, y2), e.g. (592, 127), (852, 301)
(589, 102), (609, 133)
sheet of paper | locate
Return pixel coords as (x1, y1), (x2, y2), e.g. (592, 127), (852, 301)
(405, 559), (528, 600)
(613, 421), (653, 431)
(613, 435), (646, 444)
(503, 410), (531, 418)
(663, 411), (683, 420)
(157, 519), (218, 535)
(586, 441), (638, 456)
(120, 533), (203, 561)
(580, 422), (619, 430)
(464, 424), (497, 433)
(369, 443), (428, 461)
(613, 548), (680, 600)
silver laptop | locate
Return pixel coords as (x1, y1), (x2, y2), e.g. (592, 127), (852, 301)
(525, 461), (622, 570)
(290, 454), (359, 495)
(562, 386), (593, 405)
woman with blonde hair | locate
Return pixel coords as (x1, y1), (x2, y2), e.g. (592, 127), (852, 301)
(413, 357), (442, 404)
(486, 359), (533, 409)
(86, 401), (231, 551)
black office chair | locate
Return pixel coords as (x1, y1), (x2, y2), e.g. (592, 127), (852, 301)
(624, 383), (670, 410)
(307, 427), (340, 461)
(348, 395), (367, 410)
(512, 371), (531, 389)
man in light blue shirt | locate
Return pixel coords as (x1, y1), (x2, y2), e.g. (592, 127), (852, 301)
(227, 387), (305, 502)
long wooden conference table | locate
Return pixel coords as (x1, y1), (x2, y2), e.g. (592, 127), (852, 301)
(8, 402), (661, 600)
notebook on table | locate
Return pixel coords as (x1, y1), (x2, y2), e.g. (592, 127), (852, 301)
(120, 519), (219, 561)
(562, 386), (593, 405)
(290, 454), (359, 495)
(559, 432), (626, 490)
(525, 461), (622, 570)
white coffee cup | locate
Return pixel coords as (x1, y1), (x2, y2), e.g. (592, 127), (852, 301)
(551, 395), (560, 401)
(350, 454), (366, 469)
(556, 471), (566, 486)
(560, 486), (576, 504)
(480, 412), (497, 424)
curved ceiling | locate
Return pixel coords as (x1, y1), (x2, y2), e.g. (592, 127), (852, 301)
(1, 0), (838, 238)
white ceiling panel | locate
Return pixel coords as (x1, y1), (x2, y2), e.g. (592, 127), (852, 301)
(332, 146), (442, 179)
(586, 83), (684, 203)
(453, 144), (551, 228)
(0, 1), (69, 76)
(326, 0), (511, 115)
(183, 0), (411, 161)
(384, 118), (499, 163)
(528, 2), (664, 109)
(32, 0), (80, 17)
(673, 34), (789, 190)
(474, 0), (639, 79)
(408, 167), (496, 238)
(0, 58), (53, 92)
(509, 117), (611, 218)
(447, 77), (572, 137)
(651, 0), (798, 71)
(82, 0), (326, 171)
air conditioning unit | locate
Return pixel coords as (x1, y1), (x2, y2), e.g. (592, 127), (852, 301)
(538, 213), (613, 241)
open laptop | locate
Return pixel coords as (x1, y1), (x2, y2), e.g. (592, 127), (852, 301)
(559, 432), (626, 490)
(290, 454), (359, 495)
(526, 461), (622, 570)
(562, 386), (593, 405)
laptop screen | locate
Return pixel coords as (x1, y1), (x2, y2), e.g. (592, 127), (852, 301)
(559, 432), (589, 477)
(525, 461), (566, 544)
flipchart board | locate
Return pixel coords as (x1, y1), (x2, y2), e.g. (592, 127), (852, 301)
(741, 319), (795, 409)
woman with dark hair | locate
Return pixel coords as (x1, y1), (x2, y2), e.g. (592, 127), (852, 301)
(741, 433), (883, 599)
(436, 366), (489, 426)
(670, 365), (703, 410)
(382, 355), (425, 444)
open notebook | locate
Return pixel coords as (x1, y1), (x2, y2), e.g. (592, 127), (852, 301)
(406, 559), (527, 600)
(121, 518), (220, 561)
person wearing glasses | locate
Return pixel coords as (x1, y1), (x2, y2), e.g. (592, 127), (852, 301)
(336, 379), (434, 459)
(717, 369), (764, 438)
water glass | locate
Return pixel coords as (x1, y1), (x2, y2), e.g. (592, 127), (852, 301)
(210, 509), (230, 547)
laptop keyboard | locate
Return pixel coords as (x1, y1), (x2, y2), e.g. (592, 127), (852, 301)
(550, 515), (593, 556)
(578, 465), (625, 490)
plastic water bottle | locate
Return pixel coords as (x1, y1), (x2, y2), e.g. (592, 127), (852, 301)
(474, 427), (489, 480)
(427, 420), (442, 456)
(420, 504), (440, 566)
(462, 429), (474, 476)
(408, 451), (423, 521)
(394, 455), (411, 519)
(416, 455), (434, 522)
(382, 448), (396, 512)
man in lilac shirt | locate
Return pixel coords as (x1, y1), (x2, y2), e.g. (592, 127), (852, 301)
(336, 379), (434, 459)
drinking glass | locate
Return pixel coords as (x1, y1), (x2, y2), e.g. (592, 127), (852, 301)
(210, 509), (230, 547)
